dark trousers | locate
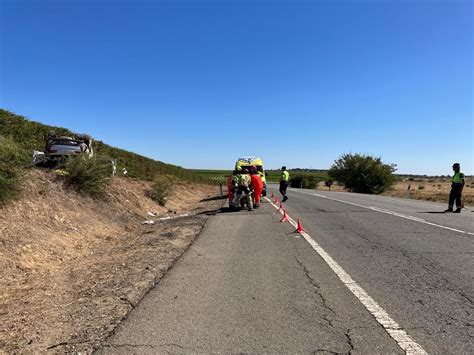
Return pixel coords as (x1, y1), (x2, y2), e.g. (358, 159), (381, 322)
(448, 184), (462, 208)
(279, 181), (289, 197)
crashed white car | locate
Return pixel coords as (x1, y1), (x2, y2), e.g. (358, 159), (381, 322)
(33, 134), (93, 166)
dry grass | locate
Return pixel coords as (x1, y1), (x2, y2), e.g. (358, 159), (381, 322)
(314, 178), (473, 205)
(382, 179), (474, 205)
(0, 169), (221, 353)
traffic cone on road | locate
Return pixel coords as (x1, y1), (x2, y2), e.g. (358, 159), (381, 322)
(295, 218), (305, 233)
(274, 196), (278, 204)
(278, 202), (283, 211)
(280, 209), (288, 223)
(271, 192), (275, 198)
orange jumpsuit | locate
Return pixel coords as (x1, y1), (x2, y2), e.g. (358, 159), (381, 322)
(250, 174), (263, 206)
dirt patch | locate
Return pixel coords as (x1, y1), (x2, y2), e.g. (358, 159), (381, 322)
(381, 179), (474, 205)
(0, 170), (223, 353)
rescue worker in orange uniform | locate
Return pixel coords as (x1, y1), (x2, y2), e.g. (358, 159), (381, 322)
(249, 166), (263, 209)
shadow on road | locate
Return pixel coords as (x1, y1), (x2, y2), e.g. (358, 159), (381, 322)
(418, 211), (447, 214)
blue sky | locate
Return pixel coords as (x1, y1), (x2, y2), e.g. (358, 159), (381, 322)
(1, 0), (472, 175)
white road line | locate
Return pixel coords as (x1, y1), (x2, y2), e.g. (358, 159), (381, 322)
(265, 197), (427, 354)
(290, 189), (474, 236)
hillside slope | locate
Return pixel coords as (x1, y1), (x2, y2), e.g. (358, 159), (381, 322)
(0, 109), (200, 181)
(0, 169), (221, 353)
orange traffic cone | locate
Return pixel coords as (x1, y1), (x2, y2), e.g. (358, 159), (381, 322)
(278, 202), (283, 211)
(274, 196), (278, 204)
(295, 218), (305, 233)
(280, 209), (288, 223)
(271, 192), (275, 198)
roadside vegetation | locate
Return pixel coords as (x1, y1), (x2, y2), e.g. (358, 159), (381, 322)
(0, 109), (206, 182)
(328, 153), (397, 194)
(0, 136), (29, 204)
(289, 174), (321, 189)
(63, 157), (112, 196)
(0, 109), (211, 205)
(147, 174), (178, 206)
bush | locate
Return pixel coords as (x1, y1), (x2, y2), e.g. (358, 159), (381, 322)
(148, 174), (178, 206)
(0, 136), (26, 205)
(64, 157), (111, 196)
(290, 174), (320, 189)
(328, 153), (397, 194)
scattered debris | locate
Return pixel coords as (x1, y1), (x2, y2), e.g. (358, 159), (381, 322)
(142, 220), (155, 225)
(158, 214), (189, 221)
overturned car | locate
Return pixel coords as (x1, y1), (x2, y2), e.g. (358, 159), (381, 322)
(33, 133), (93, 167)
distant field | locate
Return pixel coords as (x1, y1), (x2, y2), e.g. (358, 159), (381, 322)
(190, 170), (231, 183)
(382, 178), (474, 204)
(192, 169), (329, 184)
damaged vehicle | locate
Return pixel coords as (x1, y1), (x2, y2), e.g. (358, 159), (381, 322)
(33, 133), (93, 167)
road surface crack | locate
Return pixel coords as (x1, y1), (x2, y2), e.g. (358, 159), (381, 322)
(345, 328), (355, 354)
(295, 257), (336, 328)
(296, 257), (357, 353)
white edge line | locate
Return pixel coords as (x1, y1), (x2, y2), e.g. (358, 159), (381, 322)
(265, 196), (427, 355)
(291, 190), (474, 236)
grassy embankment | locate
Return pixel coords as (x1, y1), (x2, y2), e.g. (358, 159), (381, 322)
(0, 109), (209, 203)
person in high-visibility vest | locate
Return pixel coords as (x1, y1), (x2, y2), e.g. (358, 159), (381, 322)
(280, 166), (290, 202)
(445, 163), (465, 213)
(237, 167), (254, 211)
(230, 171), (241, 209)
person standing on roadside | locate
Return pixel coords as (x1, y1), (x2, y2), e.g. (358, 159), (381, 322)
(445, 163), (465, 213)
(250, 166), (263, 208)
(280, 166), (290, 202)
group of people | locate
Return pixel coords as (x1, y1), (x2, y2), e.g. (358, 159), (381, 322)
(228, 166), (291, 211)
(228, 166), (264, 211)
(228, 162), (466, 213)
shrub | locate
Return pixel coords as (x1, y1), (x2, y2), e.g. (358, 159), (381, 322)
(290, 174), (319, 189)
(63, 157), (111, 196)
(0, 136), (26, 205)
(328, 153), (397, 194)
(148, 174), (178, 206)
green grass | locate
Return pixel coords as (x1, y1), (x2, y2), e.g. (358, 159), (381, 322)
(190, 169), (231, 184)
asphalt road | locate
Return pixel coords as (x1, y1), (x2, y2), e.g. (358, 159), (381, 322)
(98, 187), (473, 354)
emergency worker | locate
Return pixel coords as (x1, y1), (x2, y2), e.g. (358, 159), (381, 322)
(280, 166), (290, 202)
(237, 167), (254, 211)
(445, 163), (465, 213)
(250, 166), (263, 208)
